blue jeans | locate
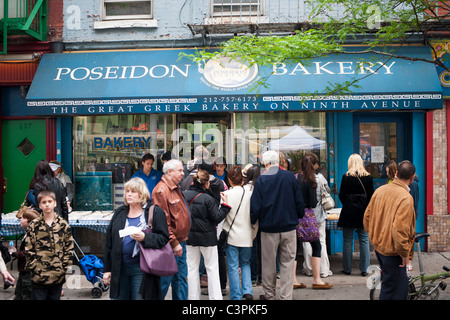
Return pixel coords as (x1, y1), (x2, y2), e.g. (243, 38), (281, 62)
(342, 227), (370, 273)
(226, 245), (253, 300)
(161, 241), (188, 300)
(113, 263), (143, 300)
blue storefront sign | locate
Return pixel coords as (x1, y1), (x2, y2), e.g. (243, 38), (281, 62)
(26, 46), (443, 115)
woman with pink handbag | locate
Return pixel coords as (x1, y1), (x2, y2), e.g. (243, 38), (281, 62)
(296, 154), (333, 290)
(103, 178), (169, 300)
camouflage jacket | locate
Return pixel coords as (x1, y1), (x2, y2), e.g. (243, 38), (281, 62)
(25, 214), (74, 287)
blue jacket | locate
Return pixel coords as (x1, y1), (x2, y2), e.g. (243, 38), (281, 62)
(132, 168), (162, 199)
(250, 166), (305, 233)
(409, 176), (419, 220)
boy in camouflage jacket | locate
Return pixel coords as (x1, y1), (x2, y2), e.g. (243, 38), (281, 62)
(25, 190), (74, 300)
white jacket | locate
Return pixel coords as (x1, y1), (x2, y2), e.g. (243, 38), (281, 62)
(222, 184), (255, 247)
(0, 254), (7, 273)
(314, 173), (331, 223)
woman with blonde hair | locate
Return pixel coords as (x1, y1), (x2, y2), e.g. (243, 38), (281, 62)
(103, 177), (169, 300)
(338, 154), (374, 276)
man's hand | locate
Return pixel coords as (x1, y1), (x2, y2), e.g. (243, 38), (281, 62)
(399, 256), (410, 268)
(2, 270), (15, 286)
(173, 244), (183, 257)
(103, 272), (111, 286)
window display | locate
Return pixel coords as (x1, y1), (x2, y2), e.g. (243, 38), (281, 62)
(73, 114), (174, 210)
(234, 112), (327, 173)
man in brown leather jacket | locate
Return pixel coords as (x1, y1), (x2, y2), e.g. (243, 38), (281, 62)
(152, 159), (190, 300)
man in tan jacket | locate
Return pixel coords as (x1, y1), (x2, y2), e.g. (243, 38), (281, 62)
(364, 160), (416, 300)
(152, 159), (190, 300)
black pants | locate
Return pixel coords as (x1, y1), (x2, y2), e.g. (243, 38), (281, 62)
(375, 251), (409, 300)
(218, 243), (227, 290)
(31, 283), (63, 300)
(296, 238), (321, 260)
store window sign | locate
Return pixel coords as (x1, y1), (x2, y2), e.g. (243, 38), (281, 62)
(93, 136), (151, 149)
(371, 146), (385, 163)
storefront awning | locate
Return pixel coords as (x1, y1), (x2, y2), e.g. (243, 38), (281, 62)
(26, 46), (443, 116)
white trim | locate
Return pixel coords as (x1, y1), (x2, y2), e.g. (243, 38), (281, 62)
(94, 19), (157, 29)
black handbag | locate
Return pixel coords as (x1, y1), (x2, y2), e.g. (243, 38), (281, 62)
(218, 188), (245, 248)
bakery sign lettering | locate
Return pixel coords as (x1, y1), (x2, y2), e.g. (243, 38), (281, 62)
(93, 136), (151, 149)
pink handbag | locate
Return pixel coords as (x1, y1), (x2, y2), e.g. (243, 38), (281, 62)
(139, 205), (178, 277)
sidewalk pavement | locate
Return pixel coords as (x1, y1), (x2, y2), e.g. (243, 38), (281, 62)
(1, 249), (449, 301)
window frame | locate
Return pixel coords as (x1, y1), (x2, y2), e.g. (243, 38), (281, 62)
(101, 0), (153, 21)
(211, 0), (264, 18)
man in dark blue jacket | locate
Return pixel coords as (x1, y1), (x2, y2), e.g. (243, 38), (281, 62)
(250, 150), (305, 300)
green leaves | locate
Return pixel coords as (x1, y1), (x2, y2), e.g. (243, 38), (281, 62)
(181, 30), (343, 68)
(180, 0), (450, 95)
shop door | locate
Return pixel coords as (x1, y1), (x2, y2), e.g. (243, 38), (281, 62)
(1, 119), (46, 213)
(176, 113), (231, 164)
(353, 114), (406, 189)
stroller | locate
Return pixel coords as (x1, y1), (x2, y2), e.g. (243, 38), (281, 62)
(73, 239), (109, 298)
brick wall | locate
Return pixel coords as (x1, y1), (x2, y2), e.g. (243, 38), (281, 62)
(428, 102), (450, 252)
(427, 215), (450, 252)
(47, 0), (64, 41)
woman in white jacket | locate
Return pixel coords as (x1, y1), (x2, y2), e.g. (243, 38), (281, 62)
(0, 250), (15, 288)
(222, 165), (257, 300)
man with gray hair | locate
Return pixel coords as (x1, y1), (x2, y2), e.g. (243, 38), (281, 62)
(250, 150), (305, 300)
(152, 159), (190, 300)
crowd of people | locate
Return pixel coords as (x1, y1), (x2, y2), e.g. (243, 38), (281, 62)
(0, 147), (419, 301)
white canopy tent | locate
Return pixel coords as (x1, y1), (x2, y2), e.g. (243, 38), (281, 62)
(268, 125), (326, 151)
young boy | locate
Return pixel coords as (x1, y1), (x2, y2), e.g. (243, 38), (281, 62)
(12, 208), (39, 300)
(25, 190), (74, 300)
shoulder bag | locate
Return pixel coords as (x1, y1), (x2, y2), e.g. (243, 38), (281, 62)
(16, 191), (32, 219)
(188, 192), (203, 206)
(139, 205), (178, 277)
(319, 178), (335, 211)
(218, 187), (245, 249)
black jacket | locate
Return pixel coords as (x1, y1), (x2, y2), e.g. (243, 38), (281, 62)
(183, 186), (231, 247)
(297, 173), (318, 209)
(103, 202), (169, 299)
(33, 177), (69, 221)
(338, 174), (374, 228)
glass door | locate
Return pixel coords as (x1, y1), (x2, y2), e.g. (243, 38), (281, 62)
(176, 113), (231, 165)
(353, 114), (406, 189)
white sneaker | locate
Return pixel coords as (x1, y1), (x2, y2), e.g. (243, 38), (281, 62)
(302, 270), (313, 276)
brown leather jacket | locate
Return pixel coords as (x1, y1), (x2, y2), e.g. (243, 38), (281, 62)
(363, 179), (416, 260)
(152, 175), (190, 248)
